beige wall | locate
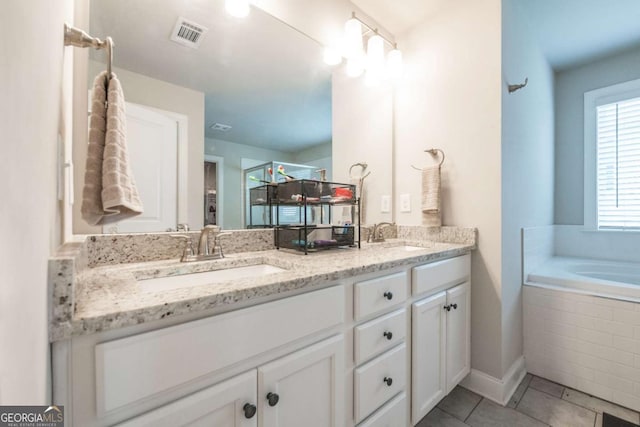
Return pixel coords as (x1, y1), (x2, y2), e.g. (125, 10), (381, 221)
(0, 0), (67, 403)
(394, 0), (503, 378)
(73, 61), (205, 233)
(332, 73), (394, 225)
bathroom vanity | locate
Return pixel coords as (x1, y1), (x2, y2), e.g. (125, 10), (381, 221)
(50, 228), (475, 426)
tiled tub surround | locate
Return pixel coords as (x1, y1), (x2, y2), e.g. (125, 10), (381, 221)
(523, 285), (640, 413)
(49, 226), (476, 341)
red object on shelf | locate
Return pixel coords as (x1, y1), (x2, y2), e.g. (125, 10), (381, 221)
(334, 187), (353, 199)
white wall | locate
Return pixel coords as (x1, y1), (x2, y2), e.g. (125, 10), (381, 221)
(205, 138), (294, 229)
(394, 0), (503, 378)
(332, 72), (393, 225)
(555, 46), (640, 225)
(74, 61), (205, 233)
(0, 0), (66, 404)
(501, 0), (555, 375)
(292, 142), (333, 180)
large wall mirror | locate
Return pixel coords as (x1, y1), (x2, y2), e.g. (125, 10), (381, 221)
(73, 0), (334, 233)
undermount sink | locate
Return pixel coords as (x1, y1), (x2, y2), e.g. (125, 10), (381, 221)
(400, 245), (426, 251)
(138, 264), (287, 292)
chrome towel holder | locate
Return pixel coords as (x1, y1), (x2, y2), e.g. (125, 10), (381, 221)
(411, 148), (445, 170)
(64, 23), (114, 79)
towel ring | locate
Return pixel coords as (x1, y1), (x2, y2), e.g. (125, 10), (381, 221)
(411, 148), (445, 170)
(349, 162), (371, 180)
(106, 37), (114, 79)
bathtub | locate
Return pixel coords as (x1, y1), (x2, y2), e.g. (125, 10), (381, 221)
(524, 256), (640, 412)
(526, 256), (640, 302)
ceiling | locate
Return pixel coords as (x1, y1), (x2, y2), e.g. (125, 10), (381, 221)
(351, 0), (449, 35)
(90, 0), (331, 152)
(354, 0), (640, 71)
(516, 0), (640, 70)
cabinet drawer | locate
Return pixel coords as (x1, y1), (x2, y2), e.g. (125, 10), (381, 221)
(357, 392), (407, 427)
(354, 344), (406, 423)
(354, 272), (408, 320)
(412, 254), (470, 297)
(354, 309), (406, 365)
(95, 285), (344, 415)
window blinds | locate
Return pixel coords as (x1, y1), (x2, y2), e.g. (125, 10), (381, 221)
(596, 96), (640, 229)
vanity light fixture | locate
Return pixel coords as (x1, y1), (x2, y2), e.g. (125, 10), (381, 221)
(225, 0), (250, 18)
(324, 12), (403, 82)
(387, 46), (403, 80)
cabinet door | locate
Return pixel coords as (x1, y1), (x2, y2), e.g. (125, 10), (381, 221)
(115, 370), (257, 427)
(411, 292), (447, 425)
(258, 334), (344, 427)
(446, 281), (471, 393)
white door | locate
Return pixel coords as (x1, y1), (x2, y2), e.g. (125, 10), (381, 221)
(446, 281), (471, 393)
(110, 102), (178, 233)
(258, 334), (345, 427)
(411, 291), (447, 424)
(115, 370), (257, 427)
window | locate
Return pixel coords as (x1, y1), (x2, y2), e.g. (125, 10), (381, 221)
(584, 79), (640, 230)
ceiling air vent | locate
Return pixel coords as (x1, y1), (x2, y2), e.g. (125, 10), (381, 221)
(170, 17), (208, 48)
(210, 123), (232, 132)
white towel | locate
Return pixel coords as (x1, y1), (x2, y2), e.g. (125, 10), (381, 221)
(81, 71), (143, 225)
(421, 165), (441, 226)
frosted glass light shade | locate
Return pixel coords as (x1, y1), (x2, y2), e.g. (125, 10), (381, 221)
(226, 0), (250, 18)
(387, 48), (403, 79)
(344, 18), (363, 59)
(346, 53), (365, 77)
(323, 47), (343, 66)
(366, 35), (385, 72)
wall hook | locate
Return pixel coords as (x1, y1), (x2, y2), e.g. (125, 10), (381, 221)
(508, 77), (528, 94)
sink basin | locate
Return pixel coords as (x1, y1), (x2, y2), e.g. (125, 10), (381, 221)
(138, 264), (287, 292)
(400, 245), (425, 251)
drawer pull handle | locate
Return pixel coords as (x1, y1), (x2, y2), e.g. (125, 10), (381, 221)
(383, 291), (393, 300)
(243, 403), (257, 418)
(383, 331), (393, 340)
(266, 392), (280, 407)
(451, 303), (458, 310)
(383, 377), (393, 386)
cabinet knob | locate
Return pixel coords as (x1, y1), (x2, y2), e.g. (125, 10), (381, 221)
(383, 291), (393, 300)
(451, 303), (458, 310)
(266, 392), (280, 407)
(444, 304), (451, 311)
(383, 377), (393, 386)
(383, 331), (393, 340)
(243, 403), (257, 419)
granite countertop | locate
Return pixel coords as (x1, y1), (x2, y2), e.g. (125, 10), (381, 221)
(49, 227), (476, 342)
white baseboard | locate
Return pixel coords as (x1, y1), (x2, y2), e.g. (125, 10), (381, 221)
(460, 356), (526, 406)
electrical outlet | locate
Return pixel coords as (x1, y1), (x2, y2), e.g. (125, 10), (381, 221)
(400, 194), (411, 212)
(381, 195), (391, 213)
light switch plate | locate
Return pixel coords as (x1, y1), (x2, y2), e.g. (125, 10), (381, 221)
(400, 194), (411, 212)
(381, 195), (391, 213)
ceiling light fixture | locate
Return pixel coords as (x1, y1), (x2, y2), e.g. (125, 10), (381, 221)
(225, 0), (250, 18)
(324, 12), (403, 82)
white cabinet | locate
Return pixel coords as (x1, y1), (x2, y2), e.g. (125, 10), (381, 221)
(445, 282), (471, 392)
(117, 335), (344, 427)
(259, 334), (344, 427)
(411, 292), (447, 424)
(411, 279), (470, 424)
(116, 370), (257, 427)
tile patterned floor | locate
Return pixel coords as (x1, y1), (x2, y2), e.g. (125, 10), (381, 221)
(416, 374), (640, 427)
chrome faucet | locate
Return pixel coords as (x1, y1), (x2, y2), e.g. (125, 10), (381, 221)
(172, 226), (232, 262)
(198, 225), (218, 257)
(367, 222), (395, 243)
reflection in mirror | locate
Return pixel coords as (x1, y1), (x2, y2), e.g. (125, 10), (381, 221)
(75, 0), (332, 233)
